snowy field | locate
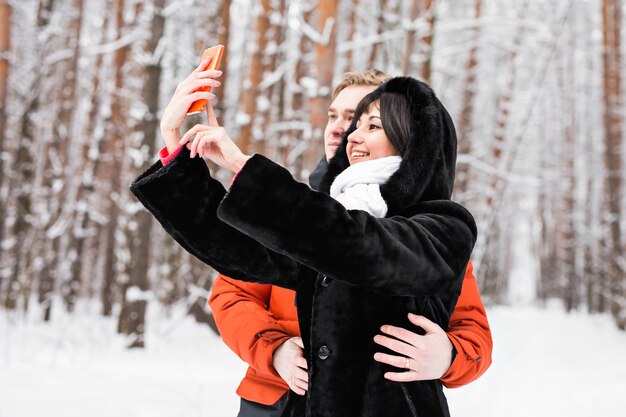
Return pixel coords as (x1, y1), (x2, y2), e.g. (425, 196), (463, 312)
(1, 303), (625, 417)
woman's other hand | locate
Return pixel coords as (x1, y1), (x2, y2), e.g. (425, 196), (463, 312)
(179, 101), (250, 173)
(160, 56), (222, 153)
(272, 337), (309, 395)
(373, 313), (453, 382)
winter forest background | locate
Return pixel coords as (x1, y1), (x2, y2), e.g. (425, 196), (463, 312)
(0, 0), (625, 412)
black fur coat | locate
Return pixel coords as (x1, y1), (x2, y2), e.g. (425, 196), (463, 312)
(131, 77), (477, 417)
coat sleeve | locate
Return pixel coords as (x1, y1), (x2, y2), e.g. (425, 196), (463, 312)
(130, 148), (301, 290)
(218, 155), (478, 297)
(209, 274), (292, 377)
(440, 261), (493, 388)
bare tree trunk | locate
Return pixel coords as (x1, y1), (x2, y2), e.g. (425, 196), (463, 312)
(19, 0), (85, 315)
(343, 0), (359, 72)
(584, 175), (599, 312)
(101, 205), (119, 316)
(0, 0), (10, 262)
(102, 0), (131, 317)
(256, 0), (285, 156)
(282, 4), (312, 178)
(475, 3), (528, 297)
(5, 0), (54, 312)
(368, 0), (386, 65)
(559, 104), (579, 311)
(561, 141), (578, 312)
(31, 0), (56, 319)
(537, 189), (555, 301)
(66, 5), (111, 317)
(52, 0), (84, 313)
(401, 0), (420, 74)
(478, 67), (518, 298)
(420, 0), (435, 84)
(118, 0), (166, 348)
(560, 16), (580, 312)
(305, 0), (338, 171)
(454, 0), (481, 203)
(213, 0), (231, 117)
(601, 0), (624, 329)
(237, 0), (271, 155)
(5, 100), (36, 311)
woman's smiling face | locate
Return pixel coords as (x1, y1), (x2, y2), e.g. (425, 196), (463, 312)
(346, 101), (398, 165)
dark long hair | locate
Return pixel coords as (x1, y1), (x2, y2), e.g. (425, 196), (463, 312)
(352, 89), (413, 157)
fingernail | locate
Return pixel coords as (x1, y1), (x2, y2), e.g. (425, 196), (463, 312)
(215, 70), (222, 75)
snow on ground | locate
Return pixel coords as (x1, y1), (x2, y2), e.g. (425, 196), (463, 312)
(446, 305), (626, 417)
(1, 302), (625, 417)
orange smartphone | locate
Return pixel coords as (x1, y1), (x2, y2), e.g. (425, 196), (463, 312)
(187, 44), (225, 115)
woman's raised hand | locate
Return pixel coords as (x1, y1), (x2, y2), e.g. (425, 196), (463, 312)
(160, 56), (222, 153)
(179, 100), (251, 173)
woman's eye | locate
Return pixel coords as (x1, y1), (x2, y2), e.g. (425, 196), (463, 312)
(328, 114), (337, 121)
(369, 124), (380, 130)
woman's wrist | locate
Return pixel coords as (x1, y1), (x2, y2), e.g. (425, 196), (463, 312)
(229, 154), (252, 173)
(161, 126), (181, 154)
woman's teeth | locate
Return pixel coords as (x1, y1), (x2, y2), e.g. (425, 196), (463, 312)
(351, 151), (369, 157)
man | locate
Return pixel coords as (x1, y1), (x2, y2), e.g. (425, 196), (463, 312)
(209, 70), (492, 417)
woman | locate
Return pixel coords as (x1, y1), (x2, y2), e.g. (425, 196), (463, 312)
(131, 76), (477, 417)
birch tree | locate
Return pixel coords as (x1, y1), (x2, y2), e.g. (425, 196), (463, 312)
(0, 0), (10, 260)
(120, 0), (166, 348)
(311, 0), (338, 127)
(102, 0), (133, 317)
(4, 0), (55, 312)
(237, 0), (272, 155)
(559, 16), (580, 312)
(476, 3), (528, 299)
(601, 0), (624, 328)
(213, 0), (231, 115)
(454, 0), (482, 203)
(65, 2), (112, 318)
(52, 0), (85, 312)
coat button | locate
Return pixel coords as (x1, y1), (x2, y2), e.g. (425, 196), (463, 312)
(321, 275), (331, 287)
(318, 345), (331, 360)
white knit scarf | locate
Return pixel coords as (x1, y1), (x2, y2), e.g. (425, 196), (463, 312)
(330, 156), (402, 218)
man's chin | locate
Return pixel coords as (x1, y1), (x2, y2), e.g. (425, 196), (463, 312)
(325, 145), (340, 160)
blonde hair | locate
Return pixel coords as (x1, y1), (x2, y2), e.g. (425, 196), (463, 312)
(332, 69), (391, 99)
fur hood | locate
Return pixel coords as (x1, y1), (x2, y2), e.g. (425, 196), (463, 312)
(319, 77), (457, 216)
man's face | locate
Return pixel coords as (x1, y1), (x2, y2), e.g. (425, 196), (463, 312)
(324, 85), (377, 161)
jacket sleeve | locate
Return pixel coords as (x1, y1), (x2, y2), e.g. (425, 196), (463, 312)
(441, 261), (493, 388)
(209, 274), (291, 377)
(130, 148), (301, 290)
(218, 155), (478, 297)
